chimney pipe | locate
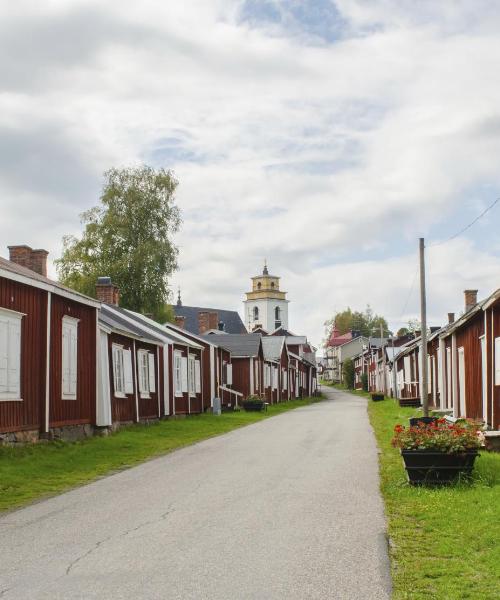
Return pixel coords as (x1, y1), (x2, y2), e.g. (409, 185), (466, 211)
(198, 311), (210, 334)
(8, 245), (49, 276)
(96, 277), (120, 306)
(174, 315), (185, 329)
(464, 289), (478, 312)
(30, 249), (48, 277)
(448, 312), (455, 325)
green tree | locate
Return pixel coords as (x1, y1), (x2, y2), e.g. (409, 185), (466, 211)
(56, 166), (181, 321)
(324, 305), (390, 344)
(342, 358), (355, 389)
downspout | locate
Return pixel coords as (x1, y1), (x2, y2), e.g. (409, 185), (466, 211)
(187, 351), (191, 414)
(133, 339), (139, 422)
(44, 292), (52, 433)
(210, 345), (215, 407)
(492, 309), (495, 427)
(163, 343), (170, 416)
(451, 334), (458, 417)
(156, 345), (161, 418)
(438, 338), (445, 410)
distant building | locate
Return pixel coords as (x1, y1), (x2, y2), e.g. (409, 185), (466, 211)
(173, 290), (246, 335)
(243, 262), (289, 333)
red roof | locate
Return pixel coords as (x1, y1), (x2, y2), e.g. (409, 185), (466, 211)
(327, 325), (352, 347)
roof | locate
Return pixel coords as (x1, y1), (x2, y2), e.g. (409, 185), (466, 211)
(164, 322), (232, 353)
(174, 304), (246, 335)
(262, 336), (285, 362)
(202, 333), (261, 357)
(99, 304), (163, 344)
(284, 336), (308, 346)
(0, 256), (100, 308)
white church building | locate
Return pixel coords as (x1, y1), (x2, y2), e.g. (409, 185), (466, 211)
(243, 263), (289, 333)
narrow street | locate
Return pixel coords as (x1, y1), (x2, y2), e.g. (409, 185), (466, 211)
(0, 389), (391, 600)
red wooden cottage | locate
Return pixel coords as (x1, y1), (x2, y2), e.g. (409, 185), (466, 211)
(262, 336), (290, 403)
(204, 333), (264, 402)
(97, 297), (165, 428)
(0, 245), (99, 442)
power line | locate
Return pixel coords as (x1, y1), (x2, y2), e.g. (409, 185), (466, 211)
(426, 196), (500, 248)
(397, 265), (418, 325)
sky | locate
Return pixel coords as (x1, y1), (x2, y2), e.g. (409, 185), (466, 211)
(2, 0), (500, 352)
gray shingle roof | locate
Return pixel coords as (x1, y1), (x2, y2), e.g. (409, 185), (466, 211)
(99, 304), (163, 343)
(202, 333), (261, 357)
(174, 304), (246, 335)
(262, 336), (285, 362)
(0, 256), (99, 306)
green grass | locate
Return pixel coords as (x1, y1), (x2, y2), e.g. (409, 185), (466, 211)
(0, 396), (322, 513)
(368, 397), (500, 600)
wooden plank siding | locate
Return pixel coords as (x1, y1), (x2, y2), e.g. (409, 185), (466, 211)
(135, 339), (161, 420)
(454, 311), (484, 420)
(0, 276), (47, 433)
(49, 294), (96, 428)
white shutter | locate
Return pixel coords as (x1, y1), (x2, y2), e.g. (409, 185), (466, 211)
(226, 363), (233, 385)
(403, 356), (411, 384)
(148, 353), (156, 392)
(273, 367), (277, 390)
(137, 351), (147, 394)
(0, 319), (8, 394)
(70, 325), (78, 396)
(112, 345), (121, 393)
(195, 360), (201, 393)
(282, 369), (287, 390)
(495, 338), (500, 386)
(181, 357), (188, 392)
(62, 322), (70, 395)
(123, 349), (134, 394)
(7, 319), (21, 396)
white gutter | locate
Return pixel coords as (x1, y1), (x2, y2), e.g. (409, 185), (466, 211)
(0, 267), (100, 308)
(133, 339), (139, 422)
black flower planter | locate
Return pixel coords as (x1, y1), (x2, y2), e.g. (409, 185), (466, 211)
(242, 401), (264, 412)
(409, 416), (438, 427)
(401, 450), (479, 485)
(371, 393), (384, 402)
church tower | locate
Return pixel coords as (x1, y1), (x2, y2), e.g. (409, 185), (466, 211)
(243, 262), (289, 333)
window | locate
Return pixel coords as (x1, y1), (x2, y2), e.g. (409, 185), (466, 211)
(137, 349), (156, 398)
(189, 355), (196, 396)
(282, 369), (287, 391)
(257, 282), (261, 290)
(253, 306), (259, 321)
(62, 316), (79, 399)
(112, 345), (133, 397)
(174, 352), (182, 396)
(275, 306), (280, 321)
(0, 308), (23, 401)
(222, 361), (232, 385)
(112, 344), (125, 397)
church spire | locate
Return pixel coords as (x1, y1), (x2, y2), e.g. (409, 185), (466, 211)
(176, 287), (182, 307)
(263, 258), (269, 276)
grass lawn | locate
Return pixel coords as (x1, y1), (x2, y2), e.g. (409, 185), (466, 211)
(0, 396), (322, 513)
(367, 396), (500, 600)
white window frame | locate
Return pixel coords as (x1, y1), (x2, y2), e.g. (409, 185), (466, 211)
(174, 351), (183, 397)
(195, 359), (201, 393)
(62, 315), (79, 400)
(137, 349), (150, 399)
(0, 307), (24, 401)
(495, 337), (500, 386)
(112, 343), (126, 398)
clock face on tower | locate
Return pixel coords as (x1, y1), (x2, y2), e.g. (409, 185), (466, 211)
(243, 263), (289, 333)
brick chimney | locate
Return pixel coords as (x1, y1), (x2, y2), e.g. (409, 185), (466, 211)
(464, 289), (478, 312)
(30, 249), (48, 276)
(198, 311), (218, 334)
(8, 245), (48, 276)
(96, 277), (120, 305)
(174, 315), (186, 329)
(448, 312), (455, 325)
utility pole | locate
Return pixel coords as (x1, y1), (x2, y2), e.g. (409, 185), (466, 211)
(419, 238), (429, 417)
(380, 322), (386, 395)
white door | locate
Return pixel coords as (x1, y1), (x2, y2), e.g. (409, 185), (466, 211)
(457, 347), (466, 417)
(480, 337), (487, 422)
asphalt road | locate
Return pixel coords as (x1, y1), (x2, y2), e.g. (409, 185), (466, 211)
(0, 388), (391, 599)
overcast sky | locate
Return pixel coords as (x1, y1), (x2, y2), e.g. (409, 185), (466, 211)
(2, 0), (500, 351)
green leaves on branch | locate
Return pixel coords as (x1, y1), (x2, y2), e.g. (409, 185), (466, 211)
(56, 166), (181, 321)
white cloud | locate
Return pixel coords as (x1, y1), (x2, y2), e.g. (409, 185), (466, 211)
(1, 0), (500, 351)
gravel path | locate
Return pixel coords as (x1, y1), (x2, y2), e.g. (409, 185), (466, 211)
(0, 387), (391, 599)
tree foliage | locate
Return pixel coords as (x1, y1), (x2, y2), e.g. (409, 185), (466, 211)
(56, 166), (181, 321)
(342, 358), (355, 389)
(324, 305), (390, 344)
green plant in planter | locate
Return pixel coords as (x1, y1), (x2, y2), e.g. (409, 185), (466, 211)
(243, 395), (263, 404)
